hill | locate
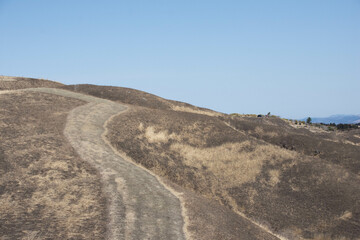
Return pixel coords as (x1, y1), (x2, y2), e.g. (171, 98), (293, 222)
(0, 75), (63, 90)
(1, 76), (360, 239)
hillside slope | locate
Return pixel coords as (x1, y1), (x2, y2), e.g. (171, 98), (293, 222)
(0, 90), (107, 239)
(1, 77), (360, 239)
(60, 84), (221, 116)
(74, 84), (360, 239)
(1, 77), (278, 240)
(61, 82), (360, 239)
(0, 76), (63, 90)
(106, 106), (360, 239)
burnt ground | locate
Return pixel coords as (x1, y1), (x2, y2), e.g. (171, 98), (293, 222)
(0, 91), (107, 239)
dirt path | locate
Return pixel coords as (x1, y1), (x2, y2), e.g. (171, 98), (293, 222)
(28, 88), (186, 240)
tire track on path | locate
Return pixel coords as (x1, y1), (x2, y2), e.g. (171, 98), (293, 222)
(29, 88), (186, 240)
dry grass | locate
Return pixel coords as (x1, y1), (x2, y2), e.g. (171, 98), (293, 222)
(3, 77), (360, 239)
(21, 231), (42, 240)
(254, 126), (279, 138)
(171, 105), (222, 117)
(339, 211), (353, 221)
(0, 76), (17, 82)
(144, 125), (179, 143)
(60, 84), (223, 118)
(223, 114), (360, 175)
(107, 105), (360, 239)
(170, 141), (296, 187)
(138, 122), (296, 189)
(312, 234), (349, 240)
(0, 91), (106, 239)
(0, 76), (63, 90)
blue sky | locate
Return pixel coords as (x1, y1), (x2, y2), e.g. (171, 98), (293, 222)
(0, 0), (359, 119)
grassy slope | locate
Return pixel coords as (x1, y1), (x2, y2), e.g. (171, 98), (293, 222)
(0, 91), (107, 239)
(106, 106), (360, 239)
(1, 80), (278, 240)
(0, 76), (63, 90)
(62, 85), (278, 239)
(60, 84), (220, 116)
(57, 83), (360, 239)
(69, 84), (360, 239)
(222, 114), (360, 174)
(2, 78), (360, 239)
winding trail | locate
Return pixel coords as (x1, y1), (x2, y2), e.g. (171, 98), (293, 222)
(29, 88), (186, 240)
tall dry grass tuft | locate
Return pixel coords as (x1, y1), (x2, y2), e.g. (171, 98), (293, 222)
(170, 141), (297, 188)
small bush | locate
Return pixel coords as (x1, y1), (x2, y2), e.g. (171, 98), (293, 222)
(327, 126), (334, 131)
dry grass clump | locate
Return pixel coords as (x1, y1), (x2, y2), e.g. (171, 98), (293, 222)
(254, 126), (279, 138)
(0, 91), (106, 239)
(170, 141), (297, 188)
(143, 125), (179, 143)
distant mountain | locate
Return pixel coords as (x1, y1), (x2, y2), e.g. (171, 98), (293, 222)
(302, 114), (360, 124)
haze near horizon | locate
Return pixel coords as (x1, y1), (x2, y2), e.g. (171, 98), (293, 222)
(0, 0), (359, 119)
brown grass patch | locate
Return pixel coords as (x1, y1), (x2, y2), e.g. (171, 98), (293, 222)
(170, 141), (296, 187)
(144, 126), (178, 143)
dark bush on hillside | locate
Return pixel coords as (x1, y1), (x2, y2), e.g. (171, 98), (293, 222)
(306, 117), (312, 124)
(336, 124), (358, 130)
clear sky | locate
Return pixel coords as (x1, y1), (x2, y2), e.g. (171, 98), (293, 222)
(0, 1), (359, 119)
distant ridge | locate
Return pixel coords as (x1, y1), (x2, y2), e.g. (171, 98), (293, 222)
(302, 114), (360, 124)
